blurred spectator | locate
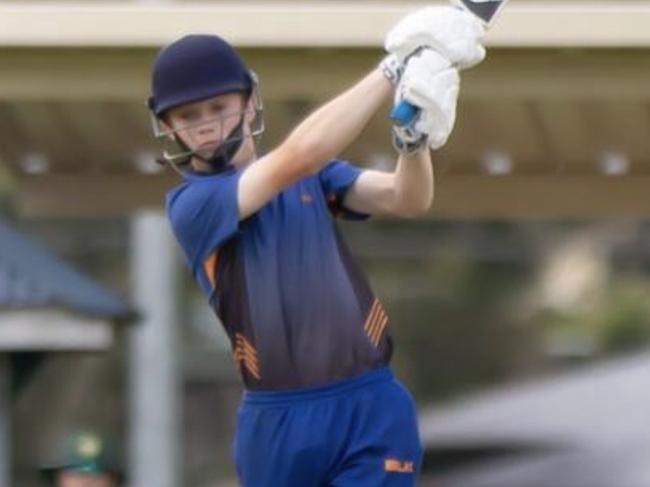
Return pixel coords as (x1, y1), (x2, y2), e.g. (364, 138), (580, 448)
(39, 431), (123, 487)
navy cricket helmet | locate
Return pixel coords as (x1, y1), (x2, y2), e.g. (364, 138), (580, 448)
(148, 34), (254, 117)
(147, 34), (264, 173)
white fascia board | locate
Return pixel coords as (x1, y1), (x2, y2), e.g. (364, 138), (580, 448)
(0, 2), (649, 48)
(0, 310), (114, 351)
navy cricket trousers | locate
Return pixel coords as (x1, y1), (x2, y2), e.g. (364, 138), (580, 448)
(234, 367), (422, 487)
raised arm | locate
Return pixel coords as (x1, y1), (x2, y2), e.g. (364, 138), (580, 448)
(237, 69), (392, 219)
(238, 5), (485, 221)
(344, 151), (434, 219)
(343, 50), (458, 218)
(343, 7), (486, 218)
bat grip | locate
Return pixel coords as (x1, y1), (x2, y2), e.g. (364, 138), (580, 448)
(389, 46), (429, 127)
(390, 101), (419, 127)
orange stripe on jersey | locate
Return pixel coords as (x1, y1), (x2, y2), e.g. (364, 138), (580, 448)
(371, 315), (389, 346)
(236, 349), (259, 371)
(238, 361), (261, 380)
(234, 347), (258, 364)
(234, 350), (261, 379)
(233, 333), (261, 380)
(202, 251), (220, 288)
(236, 336), (259, 367)
(367, 304), (386, 341)
(245, 363), (261, 380)
(364, 299), (389, 347)
(364, 300), (380, 332)
(236, 334), (258, 357)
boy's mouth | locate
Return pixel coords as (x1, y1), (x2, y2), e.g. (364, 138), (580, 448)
(198, 141), (219, 149)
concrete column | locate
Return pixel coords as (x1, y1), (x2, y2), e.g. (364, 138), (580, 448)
(129, 211), (181, 487)
(0, 355), (10, 487)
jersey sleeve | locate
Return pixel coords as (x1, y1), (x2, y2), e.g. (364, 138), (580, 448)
(318, 160), (370, 221)
(165, 171), (241, 270)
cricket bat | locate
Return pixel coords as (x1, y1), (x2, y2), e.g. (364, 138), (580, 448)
(452, 0), (509, 28)
(390, 0), (509, 126)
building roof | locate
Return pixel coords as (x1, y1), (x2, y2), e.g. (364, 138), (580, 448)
(0, 216), (131, 319)
(421, 352), (650, 447)
(419, 351), (650, 486)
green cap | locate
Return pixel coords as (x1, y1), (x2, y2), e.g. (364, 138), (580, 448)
(40, 431), (122, 482)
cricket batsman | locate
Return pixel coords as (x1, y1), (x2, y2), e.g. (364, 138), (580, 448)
(148, 6), (485, 486)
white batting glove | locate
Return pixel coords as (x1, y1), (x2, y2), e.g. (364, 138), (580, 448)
(393, 50), (461, 152)
(386, 6), (486, 70)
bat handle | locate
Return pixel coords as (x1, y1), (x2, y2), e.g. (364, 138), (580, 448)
(390, 101), (419, 127)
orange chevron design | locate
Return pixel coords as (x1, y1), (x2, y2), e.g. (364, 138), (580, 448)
(233, 351), (261, 379)
(364, 300), (381, 332)
(203, 251), (220, 288)
(371, 315), (389, 346)
(367, 307), (386, 340)
(233, 349), (256, 364)
(234, 353), (261, 380)
(233, 348), (258, 366)
(233, 333), (261, 380)
(234, 351), (259, 372)
(235, 334), (258, 358)
(236, 335), (258, 355)
(364, 299), (388, 347)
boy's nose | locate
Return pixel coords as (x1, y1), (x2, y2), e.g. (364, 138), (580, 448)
(197, 122), (217, 135)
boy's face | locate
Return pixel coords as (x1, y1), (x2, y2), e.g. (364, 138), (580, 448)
(56, 471), (116, 487)
(164, 92), (248, 160)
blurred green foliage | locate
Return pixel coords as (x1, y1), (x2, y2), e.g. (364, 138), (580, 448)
(542, 280), (650, 356)
(597, 282), (650, 352)
(0, 160), (15, 214)
(351, 220), (650, 404)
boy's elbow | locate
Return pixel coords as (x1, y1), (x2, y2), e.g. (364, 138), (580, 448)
(396, 205), (429, 219)
(419, 188), (435, 215)
(394, 193), (434, 219)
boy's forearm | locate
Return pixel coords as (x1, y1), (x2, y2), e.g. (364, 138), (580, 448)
(284, 69), (392, 173)
(392, 149), (434, 216)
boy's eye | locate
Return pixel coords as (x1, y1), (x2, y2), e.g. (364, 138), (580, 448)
(209, 102), (227, 114)
(179, 110), (200, 122)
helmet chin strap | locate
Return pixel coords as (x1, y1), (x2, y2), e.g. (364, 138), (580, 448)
(168, 111), (247, 174)
(197, 112), (246, 173)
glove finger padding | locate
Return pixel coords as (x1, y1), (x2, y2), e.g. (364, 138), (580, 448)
(418, 98), (458, 150)
(416, 73), (460, 150)
(396, 50), (461, 150)
(386, 6), (486, 70)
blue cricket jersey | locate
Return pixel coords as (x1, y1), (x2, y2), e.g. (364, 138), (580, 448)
(166, 160), (393, 390)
